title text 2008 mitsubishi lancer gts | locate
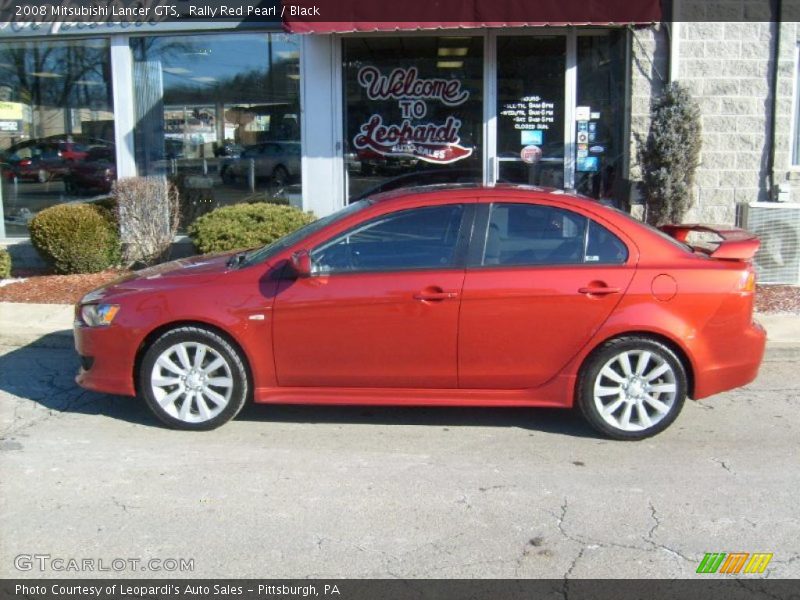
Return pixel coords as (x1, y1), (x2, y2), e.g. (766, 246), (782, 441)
(74, 186), (766, 440)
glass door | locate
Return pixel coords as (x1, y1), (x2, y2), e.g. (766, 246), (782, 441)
(574, 30), (627, 204)
(495, 35), (567, 189)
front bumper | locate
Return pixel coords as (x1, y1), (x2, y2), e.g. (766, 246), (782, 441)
(74, 321), (138, 397)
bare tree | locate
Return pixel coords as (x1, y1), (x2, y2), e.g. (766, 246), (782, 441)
(113, 176), (180, 267)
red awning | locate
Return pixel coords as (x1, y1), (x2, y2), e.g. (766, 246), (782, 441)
(283, 0), (663, 33)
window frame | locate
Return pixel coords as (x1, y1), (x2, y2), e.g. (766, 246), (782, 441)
(308, 203), (476, 276)
(466, 201), (630, 269)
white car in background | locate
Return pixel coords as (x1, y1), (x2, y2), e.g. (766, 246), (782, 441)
(220, 141), (300, 187)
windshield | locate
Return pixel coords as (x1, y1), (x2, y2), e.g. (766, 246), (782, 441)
(242, 200), (371, 266)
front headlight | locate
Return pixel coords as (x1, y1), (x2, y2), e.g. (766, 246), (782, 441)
(80, 303), (120, 327)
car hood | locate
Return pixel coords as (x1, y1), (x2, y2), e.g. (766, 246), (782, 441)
(80, 251), (242, 302)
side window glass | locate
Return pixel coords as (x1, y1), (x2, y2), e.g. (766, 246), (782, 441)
(483, 203), (587, 266)
(586, 220), (628, 264)
(311, 205), (464, 274)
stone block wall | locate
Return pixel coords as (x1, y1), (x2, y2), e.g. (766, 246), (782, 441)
(628, 0), (787, 226)
(676, 16), (776, 224)
(772, 20), (800, 200)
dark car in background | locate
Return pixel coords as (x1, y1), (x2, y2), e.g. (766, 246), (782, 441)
(64, 146), (116, 195)
(351, 168), (485, 202)
(2, 138), (111, 183)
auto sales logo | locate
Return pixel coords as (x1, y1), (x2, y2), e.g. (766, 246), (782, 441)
(353, 66), (473, 165)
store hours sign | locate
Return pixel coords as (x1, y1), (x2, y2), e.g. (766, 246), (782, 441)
(353, 66), (473, 165)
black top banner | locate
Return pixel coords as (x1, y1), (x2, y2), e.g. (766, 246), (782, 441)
(1, 1), (282, 25)
(1, 0), (799, 27)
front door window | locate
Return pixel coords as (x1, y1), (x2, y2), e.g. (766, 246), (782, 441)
(311, 204), (465, 273)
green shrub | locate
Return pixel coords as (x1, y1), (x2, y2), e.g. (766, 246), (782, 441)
(188, 203), (315, 254)
(0, 248), (10, 278)
(29, 203), (120, 274)
(637, 82), (702, 226)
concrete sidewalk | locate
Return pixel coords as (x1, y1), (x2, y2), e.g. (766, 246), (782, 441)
(0, 301), (798, 348)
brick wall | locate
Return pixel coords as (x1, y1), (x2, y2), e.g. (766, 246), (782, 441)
(677, 15), (776, 224)
(772, 20), (799, 200)
(628, 0), (786, 226)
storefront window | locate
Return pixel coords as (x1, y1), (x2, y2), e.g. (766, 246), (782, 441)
(131, 33), (301, 224)
(497, 36), (566, 189)
(343, 36), (483, 202)
(0, 39), (114, 237)
(575, 31), (626, 202)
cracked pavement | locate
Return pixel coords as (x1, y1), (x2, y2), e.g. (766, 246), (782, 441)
(0, 338), (798, 579)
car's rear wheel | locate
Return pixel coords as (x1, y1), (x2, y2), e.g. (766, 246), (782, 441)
(577, 337), (687, 440)
(139, 326), (249, 430)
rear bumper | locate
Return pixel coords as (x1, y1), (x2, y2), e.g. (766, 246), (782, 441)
(74, 322), (138, 397)
(693, 321), (766, 399)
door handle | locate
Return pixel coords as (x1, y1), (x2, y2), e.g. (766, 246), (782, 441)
(578, 286), (621, 296)
(414, 289), (459, 302)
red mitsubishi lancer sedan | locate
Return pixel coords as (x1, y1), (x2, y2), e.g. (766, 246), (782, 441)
(74, 186), (766, 440)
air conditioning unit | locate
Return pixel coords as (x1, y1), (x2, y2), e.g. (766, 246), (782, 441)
(739, 202), (800, 284)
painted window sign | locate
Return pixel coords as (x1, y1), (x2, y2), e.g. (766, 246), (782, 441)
(500, 95), (556, 131)
(353, 66), (473, 165)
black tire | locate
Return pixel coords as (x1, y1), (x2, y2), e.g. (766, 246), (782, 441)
(138, 326), (250, 431)
(576, 336), (687, 441)
(272, 165), (289, 187)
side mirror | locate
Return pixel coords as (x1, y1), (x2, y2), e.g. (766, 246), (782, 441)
(290, 250), (312, 278)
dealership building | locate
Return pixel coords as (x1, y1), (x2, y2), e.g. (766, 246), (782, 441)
(1, 0), (799, 282)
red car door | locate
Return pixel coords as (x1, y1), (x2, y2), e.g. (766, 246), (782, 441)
(459, 202), (636, 389)
(273, 203), (471, 388)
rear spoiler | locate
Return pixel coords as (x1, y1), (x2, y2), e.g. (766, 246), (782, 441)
(659, 224), (760, 261)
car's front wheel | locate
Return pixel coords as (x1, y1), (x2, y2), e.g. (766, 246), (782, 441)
(577, 337), (687, 440)
(139, 326), (249, 430)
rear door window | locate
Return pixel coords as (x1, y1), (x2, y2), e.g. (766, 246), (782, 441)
(481, 202), (628, 266)
(483, 203), (587, 265)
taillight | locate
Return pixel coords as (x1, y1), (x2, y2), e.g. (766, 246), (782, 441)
(740, 270), (756, 292)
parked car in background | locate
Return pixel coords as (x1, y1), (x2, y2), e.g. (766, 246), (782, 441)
(2, 137), (111, 182)
(221, 141), (300, 186)
(74, 185), (766, 439)
(351, 168), (485, 201)
(356, 149), (419, 176)
(213, 141), (244, 158)
(64, 146), (116, 195)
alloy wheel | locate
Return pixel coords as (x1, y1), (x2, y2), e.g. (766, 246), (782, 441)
(592, 349), (678, 433)
(150, 341), (234, 424)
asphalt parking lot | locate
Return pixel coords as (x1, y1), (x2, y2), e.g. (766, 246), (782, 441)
(0, 334), (798, 579)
